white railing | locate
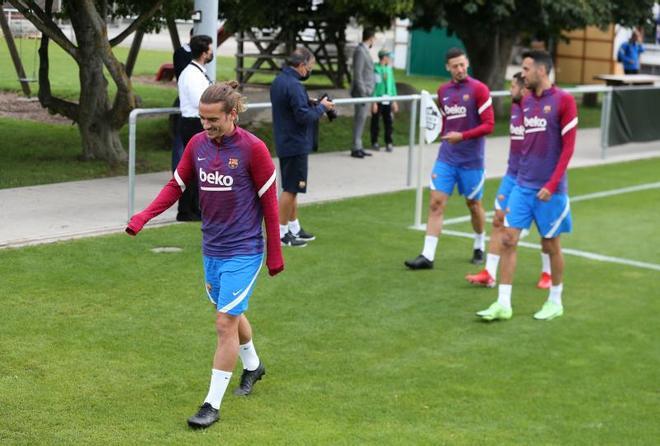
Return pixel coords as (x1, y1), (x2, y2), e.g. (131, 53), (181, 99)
(127, 84), (657, 222)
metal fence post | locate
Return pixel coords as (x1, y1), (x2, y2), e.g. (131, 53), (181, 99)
(406, 97), (418, 187)
(600, 88), (613, 159)
(414, 102), (425, 229)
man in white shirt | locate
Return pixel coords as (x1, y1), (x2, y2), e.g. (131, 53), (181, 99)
(176, 34), (214, 221)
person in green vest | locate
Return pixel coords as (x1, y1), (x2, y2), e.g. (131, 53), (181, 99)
(371, 49), (399, 152)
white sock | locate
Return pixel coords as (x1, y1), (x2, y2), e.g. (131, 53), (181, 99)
(204, 369), (232, 410)
(288, 219), (301, 236)
(473, 232), (486, 251)
(279, 224), (289, 238)
(497, 284), (512, 309)
(548, 284), (563, 306)
(485, 253), (500, 279)
(541, 252), (551, 274)
(421, 235), (438, 261)
(239, 340), (260, 371)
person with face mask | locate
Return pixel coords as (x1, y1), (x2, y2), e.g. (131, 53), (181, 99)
(176, 34), (214, 221)
(350, 28), (377, 158)
(270, 47), (335, 247)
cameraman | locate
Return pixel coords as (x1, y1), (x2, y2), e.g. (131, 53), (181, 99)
(270, 47), (335, 246)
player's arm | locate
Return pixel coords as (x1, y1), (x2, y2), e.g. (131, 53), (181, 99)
(290, 84), (325, 126)
(542, 94), (578, 196)
(461, 83), (494, 140)
(125, 140), (196, 235)
(249, 142), (284, 276)
(436, 90), (448, 137)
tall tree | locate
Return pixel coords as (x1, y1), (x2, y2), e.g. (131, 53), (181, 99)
(6, 0), (190, 164)
(409, 0), (655, 108)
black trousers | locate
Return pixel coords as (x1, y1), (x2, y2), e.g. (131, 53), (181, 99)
(178, 117), (203, 218)
(370, 103), (393, 145)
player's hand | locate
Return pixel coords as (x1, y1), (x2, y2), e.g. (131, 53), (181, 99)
(125, 214), (146, 236)
(371, 103), (378, 114)
(392, 102), (399, 113)
(441, 131), (463, 144)
(267, 262), (284, 276)
(537, 188), (552, 201)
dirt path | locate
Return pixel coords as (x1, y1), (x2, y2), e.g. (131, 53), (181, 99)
(0, 91), (73, 124)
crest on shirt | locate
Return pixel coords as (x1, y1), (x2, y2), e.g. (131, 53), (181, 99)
(228, 157), (239, 169)
(543, 105), (552, 113)
(463, 94), (470, 101)
(298, 180), (306, 189)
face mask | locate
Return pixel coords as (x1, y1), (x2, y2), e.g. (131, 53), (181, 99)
(207, 53), (214, 64)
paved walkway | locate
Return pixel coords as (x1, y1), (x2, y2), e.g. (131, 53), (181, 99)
(1, 128), (659, 249)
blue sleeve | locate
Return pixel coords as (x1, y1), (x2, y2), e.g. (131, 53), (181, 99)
(288, 83), (325, 125)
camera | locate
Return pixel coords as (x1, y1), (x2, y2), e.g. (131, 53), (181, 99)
(318, 93), (338, 121)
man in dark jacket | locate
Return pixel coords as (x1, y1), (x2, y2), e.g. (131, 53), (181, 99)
(270, 47), (335, 246)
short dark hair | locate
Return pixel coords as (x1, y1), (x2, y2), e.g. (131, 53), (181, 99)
(445, 47), (466, 62)
(286, 47), (314, 67)
(512, 71), (524, 87)
(522, 49), (553, 75)
(190, 35), (212, 59)
(362, 28), (375, 42)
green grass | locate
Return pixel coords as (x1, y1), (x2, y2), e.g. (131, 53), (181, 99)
(1, 159), (659, 444)
(0, 37), (602, 189)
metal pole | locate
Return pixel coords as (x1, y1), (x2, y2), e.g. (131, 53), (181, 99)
(193, 0), (218, 81)
(414, 102), (425, 229)
(600, 88), (613, 159)
(128, 110), (138, 221)
(406, 97), (418, 186)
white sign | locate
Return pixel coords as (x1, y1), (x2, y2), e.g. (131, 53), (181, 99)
(420, 90), (442, 144)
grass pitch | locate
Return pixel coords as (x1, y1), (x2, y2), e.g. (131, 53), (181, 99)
(0, 159), (659, 444)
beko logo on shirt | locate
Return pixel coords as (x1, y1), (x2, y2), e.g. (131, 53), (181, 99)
(444, 104), (467, 119)
(524, 116), (547, 133)
(199, 168), (233, 190)
(510, 124), (525, 139)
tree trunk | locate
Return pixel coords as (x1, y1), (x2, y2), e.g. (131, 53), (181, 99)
(76, 43), (127, 163)
(459, 30), (516, 117)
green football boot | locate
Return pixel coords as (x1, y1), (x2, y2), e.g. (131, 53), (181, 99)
(476, 302), (512, 321)
(533, 301), (564, 320)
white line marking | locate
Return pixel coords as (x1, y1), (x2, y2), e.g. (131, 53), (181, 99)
(441, 181), (660, 227)
(442, 229), (660, 272)
(413, 181), (660, 272)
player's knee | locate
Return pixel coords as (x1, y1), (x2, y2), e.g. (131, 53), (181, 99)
(466, 199), (482, 214)
(215, 312), (238, 336)
(541, 237), (560, 255)
(429, 198), (446, 215)
(492, 211), (505, 229)
(501, 231), (518, 249)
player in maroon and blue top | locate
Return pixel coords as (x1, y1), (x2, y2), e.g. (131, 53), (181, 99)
(405, 47), (494, 271)
(477, 50), (578, 322)
(126, 82), (283, 429)
(465, 72), (553, 289)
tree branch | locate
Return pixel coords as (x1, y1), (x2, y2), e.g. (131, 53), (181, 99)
(36, 0), (79, 122)
(108, 0), (163, 47)
(6, 0), (79, 61)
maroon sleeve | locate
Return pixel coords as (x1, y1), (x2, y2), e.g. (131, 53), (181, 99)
(461, 82), (494, 140)
(125, 140), (196, 235)
(544, 93), (578, 194)
(249, 141), (284, 276)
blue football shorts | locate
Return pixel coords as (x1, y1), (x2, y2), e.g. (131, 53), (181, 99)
(203, 253), (264, 316)
(504, 185), (572, 238)
(494, 174), (517, 211)
(430, 161), (485, 200)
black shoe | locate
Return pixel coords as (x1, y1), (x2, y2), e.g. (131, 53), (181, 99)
(386, 143), (393, 152)
(350, 150), (365, 158)
(187, 402), (219, 429)
(233, 362), (266, 396)
(372, 142), (380, 151)
(471, 249), (485, 265)
(359, 149), (373, 157)
(295, 227), (316, 241)
(281, 231), (307, 247)
(404, 255), (434, 270)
